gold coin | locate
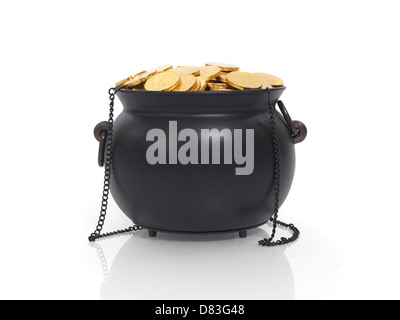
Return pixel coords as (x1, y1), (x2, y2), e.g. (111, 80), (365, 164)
(191, 79), (200, 91)
(170, 66), (200, 76)
(132, 70), (147, 79)
(207, 82), (230, 90)
(205, 62), (240, 72)
(196, 76), (207, 91)
(148, 64), (173, 74)
(115, 70), (144, 87)
(132, 83), (146, 90)
(211, 87), (235, 91)
(252, 72), (283, 87)
(226, 71), (263, 90)
(115, 70), (143, 87)
(173, 74), (197, 91)
(144, 71), (180, 91)
(261, 83), (273, 89)
(218, 72), (229, 83)
(115, 76), (132, 87)
(199, 66), (221, 81)
(125, 69), (157, 87)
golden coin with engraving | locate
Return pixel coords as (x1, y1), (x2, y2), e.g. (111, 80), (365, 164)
(226, 71), (263, 90)
(252, 72), (283, 87)
(199, 66), (221, 81)
(205, 62), (240, 72)
(144, 71), (180, 91)
(173, 74), (197, 91)
(170, 66), (200, 76)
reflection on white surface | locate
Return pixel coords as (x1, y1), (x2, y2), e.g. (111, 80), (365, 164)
(92, 228), (295, 300)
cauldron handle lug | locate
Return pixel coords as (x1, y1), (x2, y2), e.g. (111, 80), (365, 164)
(94, 121), (109, 167)
(277, 100), (307, 144)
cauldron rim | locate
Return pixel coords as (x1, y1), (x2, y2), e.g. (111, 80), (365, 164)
(116, 86), (286, 113)
(118, 86), (285, 95)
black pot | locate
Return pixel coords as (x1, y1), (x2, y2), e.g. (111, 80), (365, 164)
(99, 87), (304, 236)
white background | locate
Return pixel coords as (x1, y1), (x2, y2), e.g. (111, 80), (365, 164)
(1, 0), (399, 300)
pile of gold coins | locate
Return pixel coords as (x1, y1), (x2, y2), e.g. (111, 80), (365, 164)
(115, 63), (284, 91)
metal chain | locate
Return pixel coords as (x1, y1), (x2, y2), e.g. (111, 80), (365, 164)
(258, 89), (300, 247)
(88, 88), (142, 242)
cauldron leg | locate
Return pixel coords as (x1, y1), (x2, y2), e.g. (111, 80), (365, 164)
(148, 229), (157, 237)
(239, 230), (247, 238)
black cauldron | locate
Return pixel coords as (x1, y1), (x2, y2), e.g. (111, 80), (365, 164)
(94, 87), (306, 238)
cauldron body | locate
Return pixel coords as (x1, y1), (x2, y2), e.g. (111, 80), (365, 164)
(111, 87), (295, 234)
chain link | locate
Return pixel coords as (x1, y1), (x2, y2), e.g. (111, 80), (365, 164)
(88, 88), (142, 242)
(258, 89), (300, 247)
(89, 87), (299, 246)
